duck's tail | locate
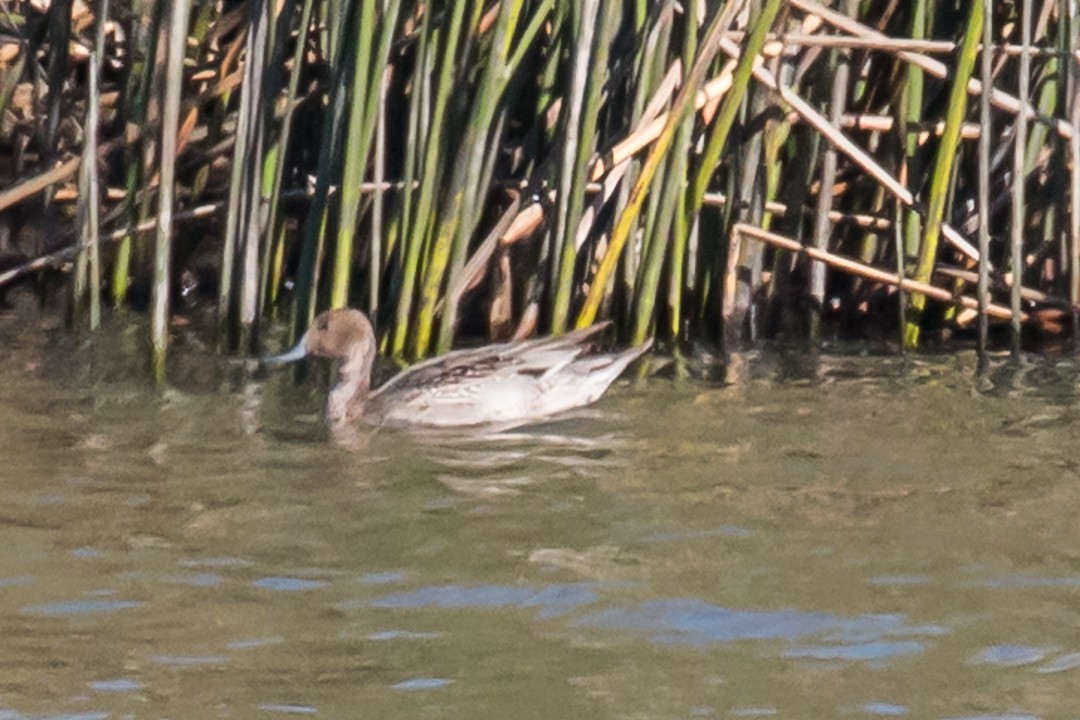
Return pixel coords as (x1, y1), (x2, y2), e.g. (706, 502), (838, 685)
(572, 338), (652, 390)
(535, 338), (652, 417)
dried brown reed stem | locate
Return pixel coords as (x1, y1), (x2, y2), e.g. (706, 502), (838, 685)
(735, 224), (1024, 322)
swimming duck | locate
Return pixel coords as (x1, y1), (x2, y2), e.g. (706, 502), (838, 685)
(263, 309), (651, 428)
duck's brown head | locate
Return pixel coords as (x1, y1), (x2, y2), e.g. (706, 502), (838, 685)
(263, 308), (375, 366)
(305, 309), (375, 360)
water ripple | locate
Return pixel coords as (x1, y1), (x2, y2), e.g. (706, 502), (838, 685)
(228, 637), (285, 650)
(252, 577), (328, 592)
(367, 630), (441, 641)
(366, 583), (598, 618)
(867, 575), (931, 587)
(257, 704), (318, 714)
(357, 571), (407, 585)
(88, 678), (141, 692)
(971, 575), (1080, 589)
(971, 645), (1049, 667)
(22, 599), (141, 617)
(392, 678), (453, 691)
(1036, 651), (1080, 673)
(151, 655), (229, 667)
(862, 703), (908, 716)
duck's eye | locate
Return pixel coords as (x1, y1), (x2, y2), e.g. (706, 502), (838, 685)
(317, 316), (329, 331)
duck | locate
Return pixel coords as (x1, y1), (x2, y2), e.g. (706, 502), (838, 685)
(263, 308), (651, 428)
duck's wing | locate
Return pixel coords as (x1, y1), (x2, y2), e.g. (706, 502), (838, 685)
(369, 322), (612, 400)
(499, 322), (612, 369)
(369, 343), (519, 399)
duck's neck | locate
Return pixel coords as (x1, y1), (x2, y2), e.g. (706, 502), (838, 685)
(327, 344), (374, 424)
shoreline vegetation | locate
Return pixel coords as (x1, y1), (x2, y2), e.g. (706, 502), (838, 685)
(0, 0), (1077, 380)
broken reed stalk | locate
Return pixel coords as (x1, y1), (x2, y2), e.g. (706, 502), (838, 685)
(742, 30), (1066, 56)
(0, 158), (81, 212)
(934, 266), (1068, 308)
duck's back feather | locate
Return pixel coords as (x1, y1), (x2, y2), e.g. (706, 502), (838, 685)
(368, 323), (610, 400)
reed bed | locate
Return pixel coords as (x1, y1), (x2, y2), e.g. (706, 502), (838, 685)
(0, 0), (1078, 379)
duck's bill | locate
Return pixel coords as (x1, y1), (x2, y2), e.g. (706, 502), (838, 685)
(261, 338), (308, 365)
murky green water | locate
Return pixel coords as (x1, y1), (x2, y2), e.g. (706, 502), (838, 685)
(3, 308), (1080, 719)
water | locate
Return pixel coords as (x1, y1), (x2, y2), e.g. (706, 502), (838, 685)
(3, 308), (1080, 719)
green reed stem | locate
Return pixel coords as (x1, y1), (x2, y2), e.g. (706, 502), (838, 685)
(261, 0), (313, 316)
(112, 0), (162, 307)
(389, 8), (434, 360)
(687, 0), (772, 215)
(398, 2), (469, 359)
(434, 0), (529, 354)
(332, 0), (387, 310)
(549, 0), (603, 334)
(904, 0), (983, 349)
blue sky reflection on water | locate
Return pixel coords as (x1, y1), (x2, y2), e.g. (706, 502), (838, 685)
(573, 598), (940, 659)
(21, 599), (142, 617)
(366, 583), (940, 662)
